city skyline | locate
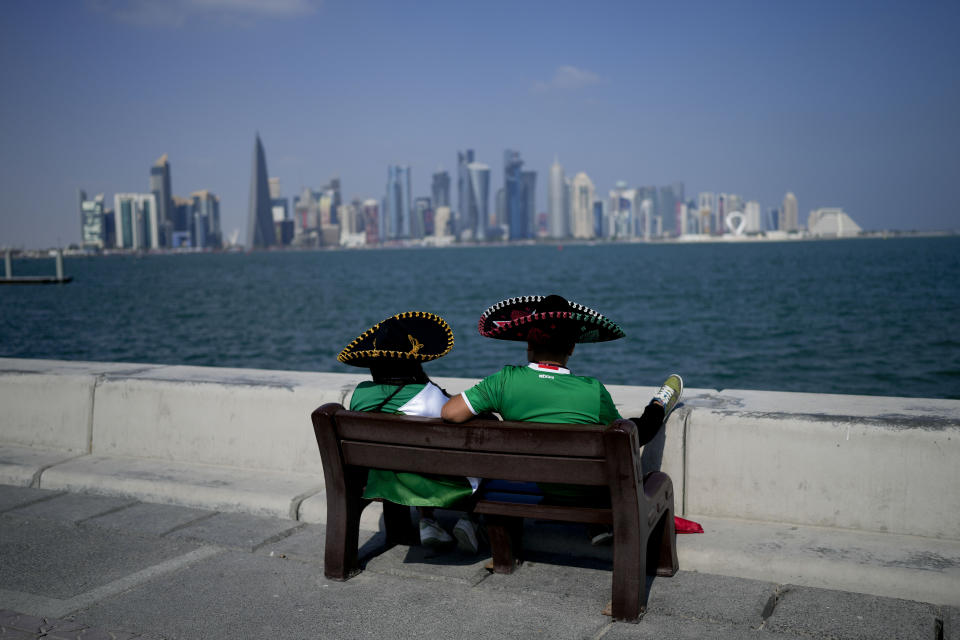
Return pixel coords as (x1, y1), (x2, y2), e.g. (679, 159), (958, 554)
(1, 1), (959, 247)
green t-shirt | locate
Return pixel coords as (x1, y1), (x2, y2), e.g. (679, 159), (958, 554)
(462, 364), (621, 425)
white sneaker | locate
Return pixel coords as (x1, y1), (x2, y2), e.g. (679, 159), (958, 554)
(452, 517), (479, 554)
(419, 518), (453, 549)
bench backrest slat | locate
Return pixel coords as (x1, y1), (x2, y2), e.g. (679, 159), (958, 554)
(334, 411), (607, 458)
(342, 441), (610, 485)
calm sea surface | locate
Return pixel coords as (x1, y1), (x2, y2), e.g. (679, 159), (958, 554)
(2, 237), (959, 399)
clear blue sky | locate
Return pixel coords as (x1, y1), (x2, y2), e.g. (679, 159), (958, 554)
(1, 0), (958, 247)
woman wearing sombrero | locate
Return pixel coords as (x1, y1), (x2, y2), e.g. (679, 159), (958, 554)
(338, 311), (481, 552)
(441, 295), (695, 542)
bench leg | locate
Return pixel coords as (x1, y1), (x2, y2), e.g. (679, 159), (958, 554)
(324, 468), (369, 581)
(610, 518), (645, 622)
(650, 509), (679, 577)
(485, 514), (523, 574)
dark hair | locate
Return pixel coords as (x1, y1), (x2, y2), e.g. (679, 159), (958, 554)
(369, 360), (429, 385)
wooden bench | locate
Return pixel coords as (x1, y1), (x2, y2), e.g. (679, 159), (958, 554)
(311, 402), (679, 622)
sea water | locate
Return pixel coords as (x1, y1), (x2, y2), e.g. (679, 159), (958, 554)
(2, 236), (958, 399)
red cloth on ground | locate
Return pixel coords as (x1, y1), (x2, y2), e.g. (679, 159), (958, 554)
(674, 515), (703, 533)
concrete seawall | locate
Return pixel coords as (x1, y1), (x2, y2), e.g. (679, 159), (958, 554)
(2, 357), (959, 604)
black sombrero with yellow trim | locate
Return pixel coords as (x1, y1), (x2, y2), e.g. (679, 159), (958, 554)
(338, 311), (454, 368)
(478, 294), (625, 344)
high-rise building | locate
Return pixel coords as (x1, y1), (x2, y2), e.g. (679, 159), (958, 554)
(593, 199), (605, 238)
(522, 170), (537, 239)
(434, 206), (452, 237)
(697, 192), (715, 235)
(413, 196), (432, 238)
(113, 193), (159, 250)
(766, 208), (780, 231)
(495, 187), (506, 234)
(456, 149), (475, 237)
(322, 177), (342, 225)
(192, 190), (221, 249)
(268, 178), (290, 246)
(247, 134), (276, 248)
(150, 154), (173, 247)
(292, 187), (325, 246)
(432, 169), (450, 209)
(171, 196), (193, 247)
(362, 199), (380, 245)
(744, 200), (762, 233)
(782, 192), (799, 231)
(655, 183), (684, 237)
(385, 165), (412, 240)
(570, 172), (595, 239)
(608, 182), (639, 239)
(466, 162), (490, 241)
(78, 190), (105, 250)
(548, 157), (567, 239)
(504, 149), (532, 240)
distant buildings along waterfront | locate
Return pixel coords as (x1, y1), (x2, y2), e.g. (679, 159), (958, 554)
(72, 135), (867, 253)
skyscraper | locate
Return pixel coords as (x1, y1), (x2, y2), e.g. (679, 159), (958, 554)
(114, 193), (159, 250)
(504, 149), (531, 240)
(362, 199), (380, 245)
(456, 150), (475, 237)
(697, 192), (715, 235)
(413, 196), (432, 238)
(656, 183), (684, 237)
(247, 134), (276, 248)
(78, 190), (105, 250)
(385, 165), (412, 239)
(782, 192), (799, 231)
(570, 172), (595, 239)
(150, 154), (173, 247)
(466, 162), (490, 242)
(548, 157), (567, 239)
(192, 190), (221, 249)
(432, 169), (450, 209)
(522, 170), (537, 239)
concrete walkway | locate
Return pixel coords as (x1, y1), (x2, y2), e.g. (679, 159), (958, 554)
(0, 484), (956, 640)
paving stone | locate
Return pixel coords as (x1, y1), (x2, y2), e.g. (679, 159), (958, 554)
(764, 584), (939, 640)
(165, 511), (303, 551)
(477, 560), (611, 610)
(75, 551), (609, 640)
(84, 502), (214, 537)
(944, 605), (960, 640)
(362, 541), (492, 585)
(0, 515), (201, 600)
(604, 613), (808, 639)
(644, 570), (777, 627)
(0, 627), (37, 639)
(256, 523), (381, 566)
(7, 494), (136, 525)
(0, 486), (63, 514)
(0, 609), (49, 634)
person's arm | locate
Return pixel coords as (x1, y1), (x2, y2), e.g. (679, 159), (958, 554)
(441, 393), (474, 422)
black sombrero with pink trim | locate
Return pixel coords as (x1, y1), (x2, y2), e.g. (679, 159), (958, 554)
(478, 294), (625, 344)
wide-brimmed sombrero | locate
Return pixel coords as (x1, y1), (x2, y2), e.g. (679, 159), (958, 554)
(478, 294), (625, 344)
(338, 311), (454, 368)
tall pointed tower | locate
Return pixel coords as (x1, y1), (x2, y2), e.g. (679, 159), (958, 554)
(247, 134), (276, 249)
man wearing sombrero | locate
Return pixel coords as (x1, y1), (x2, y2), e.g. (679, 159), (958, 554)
(339, 311), (481, 552)
(441, 294), (685, 542)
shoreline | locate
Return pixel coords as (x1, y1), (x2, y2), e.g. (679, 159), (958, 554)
(5, 228), (959, 258)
